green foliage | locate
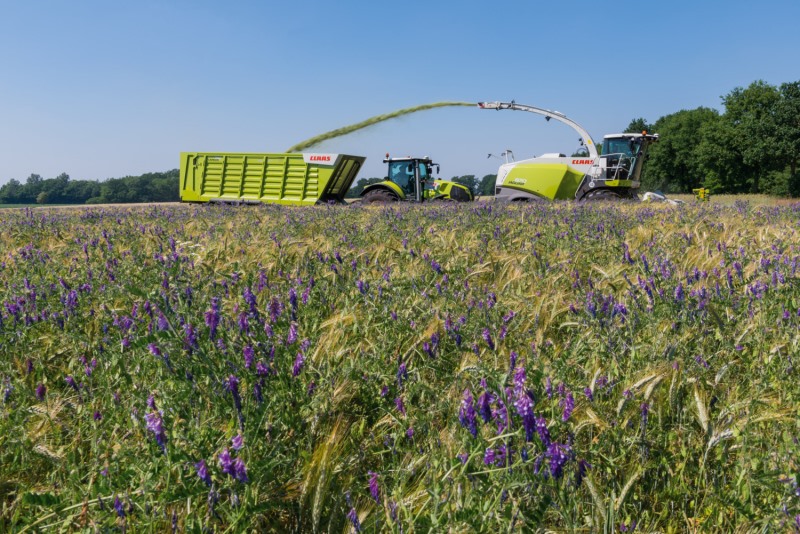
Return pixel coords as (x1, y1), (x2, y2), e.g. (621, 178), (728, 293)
(0, 170), (178, 205)
(345, 177), (384, 198)
(641, 107), (720, 193)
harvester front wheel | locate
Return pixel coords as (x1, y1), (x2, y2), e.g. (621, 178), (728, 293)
(582, 189), (622, 202)
(362, 189), (398, 204)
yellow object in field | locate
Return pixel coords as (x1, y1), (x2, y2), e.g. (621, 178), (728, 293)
(692, 188), (710, 202)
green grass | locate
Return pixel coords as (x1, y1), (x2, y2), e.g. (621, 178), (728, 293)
(1, 199), (799, 531)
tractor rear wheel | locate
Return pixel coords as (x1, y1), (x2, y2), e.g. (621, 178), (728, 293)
(362, 189), (399, 204)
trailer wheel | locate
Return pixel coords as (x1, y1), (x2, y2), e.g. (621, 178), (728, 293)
(582, 189), (622, 202)
(362, 189), (398, 203)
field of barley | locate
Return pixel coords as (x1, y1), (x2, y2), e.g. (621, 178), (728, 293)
(1, 199), (799, 532)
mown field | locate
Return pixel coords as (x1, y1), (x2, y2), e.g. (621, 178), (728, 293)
(1, 199), (799, 532)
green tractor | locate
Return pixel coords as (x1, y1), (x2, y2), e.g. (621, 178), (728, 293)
(360, 154), (474, 203)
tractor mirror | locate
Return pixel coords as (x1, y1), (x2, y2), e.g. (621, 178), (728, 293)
(435, 165), (440, 174)
(407, 164), (414, 173)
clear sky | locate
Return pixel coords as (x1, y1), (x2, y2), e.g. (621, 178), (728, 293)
(1, 0), (798, 185)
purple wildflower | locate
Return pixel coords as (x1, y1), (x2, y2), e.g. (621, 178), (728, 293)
(477, 390), (492, 423)
(482, 328), (495, 350)
(231, 434), (244, 451)
(195, 459), (212, 486)
(561, 391), (575, 422)
(514, 391), (536, 442)
(396, 362), (408, 387)
(65, 375), (79, 391)
(114, 495), (126, 518)
(584, 387), (594, 402)
(35, 383), (46, 401)
(243, 345), (254, 370)
(144, 410), (166, 450)
(292, 352), (305, 377)
(287, 323), (298, 344)
(459, 389), (478, 437)
(347, 507), (361, 532)
(218, 448), (234, 476)
(535, 415), (551, 447)
(93, 410), (102, 421)
(368, 471), (380, 503)
(395, 397), (406, 416)
(546, 442), (571, 479)
(232, 457), (248, 483)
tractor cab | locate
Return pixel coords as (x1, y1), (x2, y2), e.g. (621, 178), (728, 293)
(385, 155), (439, 202)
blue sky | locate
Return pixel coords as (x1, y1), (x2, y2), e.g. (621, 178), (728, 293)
(1, 0), (798, 186)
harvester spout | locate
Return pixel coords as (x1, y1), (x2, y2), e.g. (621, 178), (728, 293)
(478, 100), (599, 159)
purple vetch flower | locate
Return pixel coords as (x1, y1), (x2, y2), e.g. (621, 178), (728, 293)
(509, 351), (518, 372)
(561, 392), (575, 422)
(477, 390), (493, 423)
(219, 448), (234, 476)
(514, 391), (536, 442)
(535, 415), (551, 447)
(395, 397), (406, 416)
(482, 328), (495, 350)
(483, 447), (496, 466)
(144, 410), (166, 450)
(232, 457), (248, 483)
(227, 375), (244, 429)
(232, 434), (244, 451)
(545, 377), (553, 399)
(268, 297), (283, 323)
(674, 283), (684, 302)
(406, 427), (414, 439)
(368, 471), (380, 503)
(493, 397), (509, 434)
(93, 410), (102, 421)
(65, 375), (79, 392)
(640, 402), (650, 426)
(114, 495), (126, 518)
(694, 355), (709, 369)
(513, 366), (526, 392)
(459, 389), (478, 437)
(287, 322), (298, 345)
(356, 280), (368, 295)
(396, 362), (408, 387)
(35, 383), (46, 401)
(243, 345), (254, 370)
(292, 352), (305, 377)
(254, 380), (264, 403)
(584, 387), (594, 402)
(546, 442), (571, 479)
(347, 507), (361, 533)
(457, 452), (469, 465)
(195, 459), (212, 486)
(26, 359), (33, 375)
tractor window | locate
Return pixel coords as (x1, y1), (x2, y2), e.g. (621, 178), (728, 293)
(389, 161), (415, 194)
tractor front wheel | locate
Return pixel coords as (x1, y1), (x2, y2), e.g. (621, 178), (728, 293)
(362, 189), (399, 204)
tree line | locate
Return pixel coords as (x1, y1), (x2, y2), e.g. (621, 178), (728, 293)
(0, 170), (180, 205)
(629, 79), (799, 195)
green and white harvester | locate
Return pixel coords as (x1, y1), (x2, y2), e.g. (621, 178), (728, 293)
(478, 101), (659, 201)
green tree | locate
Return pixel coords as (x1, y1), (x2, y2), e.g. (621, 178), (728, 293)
(478, 174), (496, 197)
(452, 175), (478, 196)
(625, 117), (653, 133)
(640, 107), (719, 193)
